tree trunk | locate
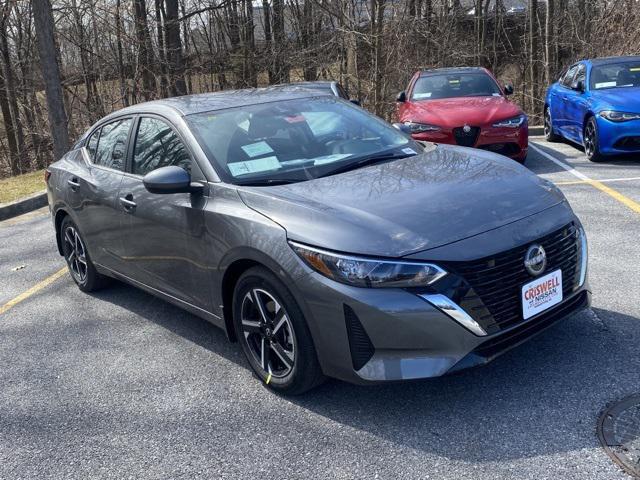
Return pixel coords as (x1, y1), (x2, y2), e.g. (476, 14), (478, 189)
(272, 0), (288, 83)
(0, 6), (25, 172)
(32, 0), (69, 162)
(133, 0), (157, 100)
(165, 0), (187, 96)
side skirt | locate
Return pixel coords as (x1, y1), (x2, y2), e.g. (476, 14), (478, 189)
(95, 263), (227, 333)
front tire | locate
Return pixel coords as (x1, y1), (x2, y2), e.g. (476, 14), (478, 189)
(233, 266), (324, 395)
(544, 107), (561, 142)
(60, 217), (110, 292)
(584, 117), (605, 162)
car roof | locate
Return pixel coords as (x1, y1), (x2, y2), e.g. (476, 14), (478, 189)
(419, 67), (487, 76)
(588, 55), (640, 66)
(111, 86), (330, 118)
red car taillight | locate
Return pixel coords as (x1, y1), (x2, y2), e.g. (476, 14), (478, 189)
(44, 170), (51, 184)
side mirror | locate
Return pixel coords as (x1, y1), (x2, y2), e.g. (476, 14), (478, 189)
(349, 99), (361, 106)
(392, 122), (412, 135)
(143, 165), (202, 195)
(572, 80), (585, 92)
(504, 83), (514, 95)
(396, 91), (407, 103)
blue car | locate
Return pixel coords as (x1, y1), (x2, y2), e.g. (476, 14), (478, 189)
(544, 56), (640, 162)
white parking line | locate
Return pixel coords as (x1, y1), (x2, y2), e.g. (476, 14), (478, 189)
(530, 143), (640, 214)
(530, 143), (590, 181)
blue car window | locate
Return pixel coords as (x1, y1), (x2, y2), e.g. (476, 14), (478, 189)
(590, 61), (640, 90)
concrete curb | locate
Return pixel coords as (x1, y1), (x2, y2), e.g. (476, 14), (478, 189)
(0, 190), (48, 222)
(529, 125), (544, 136)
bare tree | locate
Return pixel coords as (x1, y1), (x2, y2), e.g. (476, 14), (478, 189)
(33, 0), (69, 162)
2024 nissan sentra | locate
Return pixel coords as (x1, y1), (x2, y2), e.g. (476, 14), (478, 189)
(46, 88), (590, 394)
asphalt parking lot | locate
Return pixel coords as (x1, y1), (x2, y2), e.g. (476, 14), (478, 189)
(1, 137), (639, 479)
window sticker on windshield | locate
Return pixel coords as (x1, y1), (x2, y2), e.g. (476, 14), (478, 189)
(241, 141), (274, 158)
(595, 81), (617, 89)
(313, 153), (352, 166)
(228, 156), (280, 177)
(284, 115), (306, 123)
(413, 93), (432, 99)
(402, 148), (417, 155)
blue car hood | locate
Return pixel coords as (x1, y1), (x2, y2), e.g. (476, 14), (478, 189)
(237, 145), (567, 258)
(592, 87), (640, 111)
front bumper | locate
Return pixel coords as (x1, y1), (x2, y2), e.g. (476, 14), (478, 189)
(290, 204), (589, 385)
(411, 123), (528, 160)
(596, 116), (640, 155)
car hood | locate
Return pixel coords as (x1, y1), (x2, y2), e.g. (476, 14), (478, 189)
(592, 87), (640, 111)
(238, 145), (566, 258)
(401, 96), (523, 127)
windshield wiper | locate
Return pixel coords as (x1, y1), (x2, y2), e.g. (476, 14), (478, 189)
(319, 151), (415, 178)
(235, 178), (302, 186)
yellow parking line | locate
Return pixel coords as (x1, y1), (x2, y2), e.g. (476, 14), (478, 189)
(531, 144), (640, 214)
(0, 267), (67, 316)
(556, 176), (640, 186)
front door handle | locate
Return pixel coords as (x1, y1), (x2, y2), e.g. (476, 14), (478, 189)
(67, 177), (80, 191)
(119, 194), (137, 213)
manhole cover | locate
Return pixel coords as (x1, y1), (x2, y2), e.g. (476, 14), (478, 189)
(598, 394), (640, 478)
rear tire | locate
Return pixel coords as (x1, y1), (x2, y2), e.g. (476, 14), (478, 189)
(544, 107), (561, 142)
(584, 117), (605, 162)
(233, 266), (324, 395)
(60, 217), (110, 292)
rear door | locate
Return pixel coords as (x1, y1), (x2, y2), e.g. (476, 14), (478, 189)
(70, 117), (133, 270)
(116, 115), (212, 310)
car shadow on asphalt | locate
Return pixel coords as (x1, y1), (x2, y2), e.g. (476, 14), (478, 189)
(532, 138), (640, 169)
(90, 282), (639, 461)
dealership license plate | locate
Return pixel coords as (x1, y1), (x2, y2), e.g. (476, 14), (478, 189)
(521, 269), (563, 320)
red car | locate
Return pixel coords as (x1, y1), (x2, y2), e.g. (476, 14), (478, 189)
(396, 67), (528, 162)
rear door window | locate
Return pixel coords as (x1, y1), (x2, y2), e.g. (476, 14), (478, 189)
(94, 118), (132, 171)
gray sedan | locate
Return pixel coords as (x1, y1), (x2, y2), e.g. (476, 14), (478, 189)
(46, 87), (590, 394)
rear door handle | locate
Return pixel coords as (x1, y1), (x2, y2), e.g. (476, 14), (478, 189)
(119, 194), (137, 213)
(67, 177), (80, 191)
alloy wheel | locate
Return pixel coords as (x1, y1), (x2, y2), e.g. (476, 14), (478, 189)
(584, 122), (596, 157)
(240, 288), (296, 378)
(63, 225), (88, 283)
(544, 110), (552, 137)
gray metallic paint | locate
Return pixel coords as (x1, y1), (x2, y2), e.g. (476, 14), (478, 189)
(47, 90), (590, 385)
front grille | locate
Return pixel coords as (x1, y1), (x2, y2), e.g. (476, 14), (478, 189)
(479, 142), (521, 157)
(445, 223), (581, 331)
(453, 126), (480, 147)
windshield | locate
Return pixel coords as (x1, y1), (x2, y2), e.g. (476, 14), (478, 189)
(187, 97), (418, 184)
(412, 73), (502, 100)
(590, 61), (640, 90)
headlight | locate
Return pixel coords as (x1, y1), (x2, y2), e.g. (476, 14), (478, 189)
(492, 114), (526, 128)
(290, 242), (447, 288)
(403, 121), (442, 133)
(599, 110), (640, 122)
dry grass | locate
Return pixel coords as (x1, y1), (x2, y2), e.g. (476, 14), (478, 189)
(0, 169), (46, 204)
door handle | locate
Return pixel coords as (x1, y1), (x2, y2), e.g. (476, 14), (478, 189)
(119, 194), (137, 213)
(67, 177), (80, 191)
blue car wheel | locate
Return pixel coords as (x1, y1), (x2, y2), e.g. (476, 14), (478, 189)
(544, 107), (561, 142)
(584, 117), (605, 162)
